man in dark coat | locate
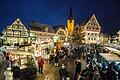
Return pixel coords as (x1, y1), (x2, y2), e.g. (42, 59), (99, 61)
(54, 51), (59, 66)
(12, 66), (21, 80)
(75, 59), (81, 80)
(59, 64), (69, 80)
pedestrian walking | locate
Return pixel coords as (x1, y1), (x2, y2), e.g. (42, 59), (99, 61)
(49, 54), (54, 65)
(59, 64), (69, 80)
(38, 58), (44, 73)
(54, 51), (59, 67)
(62, 55), (67, 65)
(12, 65), (21, 80)
(93, 67), (101, 80)
(80, 68), (89, 80)
(75, 59), (81, 80)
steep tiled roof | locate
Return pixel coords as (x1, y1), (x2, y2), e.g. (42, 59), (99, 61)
(29, 21), (54, 33)
(77, 16), (91, 27)
(53, 25), (66, 32)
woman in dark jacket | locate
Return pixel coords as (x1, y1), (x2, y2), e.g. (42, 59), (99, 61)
(75, 59), (81, 80)
(59, 64), (69, 80)
(12, 66), (21, 80)
(54, 51), (59, 66)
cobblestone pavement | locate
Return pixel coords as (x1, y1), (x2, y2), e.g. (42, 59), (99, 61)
(36, 55), (87, 80)
(36, 61), (60, 80)
(4, 54), (87, 80)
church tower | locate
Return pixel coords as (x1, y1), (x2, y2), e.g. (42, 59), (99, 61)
(67, 6), (74, 34)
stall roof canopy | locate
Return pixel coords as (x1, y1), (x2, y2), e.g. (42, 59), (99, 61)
(99, 53), (120, 61)
(6, 49), (34, 56)
(105, 47), (120, 54)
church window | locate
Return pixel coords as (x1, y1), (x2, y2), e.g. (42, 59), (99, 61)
(92, 33), (94, 35)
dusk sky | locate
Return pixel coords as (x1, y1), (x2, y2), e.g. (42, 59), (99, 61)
(0, 0), (120, 35)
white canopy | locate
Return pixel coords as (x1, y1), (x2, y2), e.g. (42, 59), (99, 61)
(105, 47), (120, 54)
(6, 49), (34, 56)
(99, 53), (120, 61)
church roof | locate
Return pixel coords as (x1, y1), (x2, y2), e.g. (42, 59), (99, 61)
(68, 6), (74, 20)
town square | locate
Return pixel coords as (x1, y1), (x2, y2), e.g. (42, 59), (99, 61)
(0, 0), (120, 80)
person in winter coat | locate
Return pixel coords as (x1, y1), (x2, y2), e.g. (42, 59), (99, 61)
(93, 67), (101, 80)
(59, 64), (69, 80)
(54, 52), (59, 66)
(49, 54), (54, 65)
(12, 66), (21, 80)
(38, 58), (44, 73)
(75, 59), (81, 80)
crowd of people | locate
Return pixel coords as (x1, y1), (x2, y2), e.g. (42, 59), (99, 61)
(57, 44), (103, 80)
(3, 44), (117, 80)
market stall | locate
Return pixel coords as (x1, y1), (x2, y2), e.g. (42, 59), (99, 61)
(6, 49), (35, 66)
(99, 53), (120, 62)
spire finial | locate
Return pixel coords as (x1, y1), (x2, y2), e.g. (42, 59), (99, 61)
(68, 6), (73, 20)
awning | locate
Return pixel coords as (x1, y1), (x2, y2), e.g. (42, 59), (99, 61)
(99, 53), (120, 61)
(6, 49), (34, 56)
(105, 47), (120, 54)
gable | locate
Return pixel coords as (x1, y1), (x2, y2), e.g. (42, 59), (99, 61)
(56, 28), (66, 36)
(86, 14), (101, 28)
(7, 18), (27, 31)
(117, 31), (120, 35)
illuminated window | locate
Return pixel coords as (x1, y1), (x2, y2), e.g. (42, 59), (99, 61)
(91, 38), (93, 40)
(94, 38), (96, 40)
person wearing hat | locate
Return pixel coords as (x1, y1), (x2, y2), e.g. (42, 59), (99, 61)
(75, 59), (81, 80)
(59, 64), (69, 80)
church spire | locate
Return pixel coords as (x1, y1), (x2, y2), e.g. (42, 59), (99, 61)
(68, 6), (73, 20)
